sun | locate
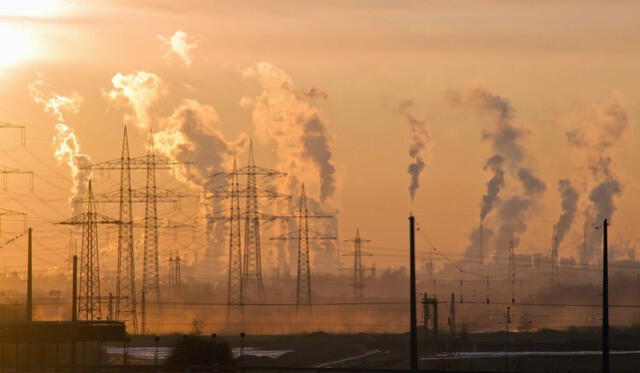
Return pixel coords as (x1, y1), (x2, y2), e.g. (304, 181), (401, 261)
(0, 0), (61, 17)
(0, 24), (33, 67)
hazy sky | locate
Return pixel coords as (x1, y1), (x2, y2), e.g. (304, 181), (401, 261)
(1, 0), (639, 276)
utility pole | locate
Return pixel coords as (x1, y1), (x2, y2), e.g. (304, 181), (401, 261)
(602, 219), (609, 373)
(27, 227), (32, 321)
(409, 215), (417, 371)
(448, 292), (455, 336)
(508, 240), (515, 304)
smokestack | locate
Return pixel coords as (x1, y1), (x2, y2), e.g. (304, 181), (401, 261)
(409, 214), (417, 370)
(72, 255), (78, 322)
(602, 219), (610, 373)
(479, 222), (484, 265)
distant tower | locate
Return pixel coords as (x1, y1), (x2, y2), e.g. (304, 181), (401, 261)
(296, 184), (311, 305)
(79, 180), (101, 320)
(344, 229), (372, 300)
(142, 132), (161, 301)
(174, 254), (182, 296)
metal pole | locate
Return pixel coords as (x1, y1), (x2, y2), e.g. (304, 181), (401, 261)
(409, 215), (418, 370)
(602, 219), (609, 373)
(27, 228), (32, 321)
(71, 255), (78, 372)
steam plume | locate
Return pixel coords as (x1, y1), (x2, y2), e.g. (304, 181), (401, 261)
(154, 99), (248, 188)
(241, 61), (338, 272)
(29, 79), (92, 215)
(555, 179), (579, 246)
(450, 85), (545, 260)
(154, 99), (249, 273)
(393, 100), (432, 201)
(567, 101), (629, 264)
(158, 30), (198, 67)
(105, 71), (167, 130)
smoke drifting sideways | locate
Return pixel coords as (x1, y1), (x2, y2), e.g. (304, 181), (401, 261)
(105, 71), (248, 269)
(392, 100), (432, 202)
(241, 62), (339, 272)
(158, 30), (198, 67)
(566, 102), (629, 265)
(449, 85), (545, 262)
(29, 78), (92, 216)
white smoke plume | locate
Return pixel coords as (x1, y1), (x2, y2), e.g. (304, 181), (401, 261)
(241, 61), (339, 272)
(158, 30), (198, 67)
(154, 99), (249, 274)
(29, 79), (92, 215)
(105, 71), (167, 130)
(450, 85), (545, 260)
(154, 99), (248, 188)
(393, 100), (432, 202)
(567, 101), (629, 264)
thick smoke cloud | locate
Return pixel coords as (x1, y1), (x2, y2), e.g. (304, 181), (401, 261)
(158, 30), (198, 67)
(154, 99), (248, 273)
(154, 99), (248, 188)
(105, 71), (167, 130)
(566, 101), (629, 265)
(393, 100), (432, 202)
(29, 78), (92, 215)
(555, 179), (579, 246)
(481, 155), (505, 221)
(450, 85), (545, 261)
(241, 61), (339, 272)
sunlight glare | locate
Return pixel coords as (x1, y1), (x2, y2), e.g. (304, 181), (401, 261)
(0, 24), (33, 66)
(0, 0), (60, 17)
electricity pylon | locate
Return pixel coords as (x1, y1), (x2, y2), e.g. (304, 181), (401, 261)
(58, 180), (121, 320)
(227, 160), (243, 306)
(0, 124), (30, 234)
(270, 184), (335, 306)
(168, 252), (182, 297)
(208, 143), (287, 304)
(0, 122), (25, 145)
(83, 126), (187, 333)
(1, 166), (33, 192)
(343, 229), (373, 300)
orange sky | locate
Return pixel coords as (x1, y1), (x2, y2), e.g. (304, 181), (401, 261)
(1, 0), (639, 278)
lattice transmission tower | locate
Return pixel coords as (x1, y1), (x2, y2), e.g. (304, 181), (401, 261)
(83, 126), (188, 333)
(343, 229), (373, 300)
(59, 180), (121, 320)
(208, 143), (287, 304)
(270, 184), (335, 306)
